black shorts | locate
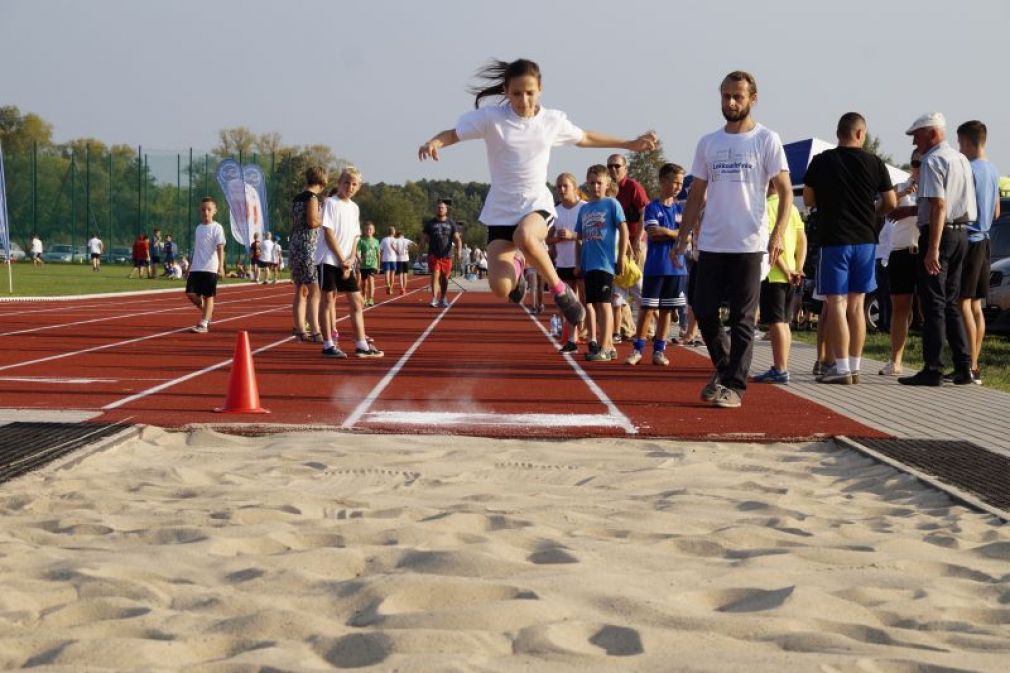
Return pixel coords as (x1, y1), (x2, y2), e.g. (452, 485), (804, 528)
(486, 210), (556, 244)
(151, 256), (161, 264)
(90, 253), (101, 260)
(687, 260), (698, 306)
(396, 261), (410, 274)
(133, 258), (147, 268)
(256, 259), (271, 268)
(557, 266), (577, 282)
(186, 271), (218, 297)
(584, 270), (614, 304)
(319, 263), (360, 293)
(887, 248), (918, 295)
(960, 238), (990, 300)
(759, 280), (795, 324)
(360, 267), (377, 279)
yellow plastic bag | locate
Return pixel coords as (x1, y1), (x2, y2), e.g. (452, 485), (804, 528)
(614, 255), (642, 289)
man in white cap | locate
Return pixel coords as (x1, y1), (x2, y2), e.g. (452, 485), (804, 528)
(898, 112), (977, 387)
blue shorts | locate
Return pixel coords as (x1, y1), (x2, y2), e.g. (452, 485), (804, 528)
(816, 243), (877, 295)
(381, 261), (397, 273)
(641, 274), (688, 309)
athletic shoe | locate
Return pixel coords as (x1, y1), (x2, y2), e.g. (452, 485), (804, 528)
(322, 345), (347, 359)
(625, 350), (643, 366)
(898, 369), (943, 387)
(439, 298), (449, 308)
(190, 322), (209, 334)
(554, 284), (586, 325)
(878, 362), (903, 376)
(612, 333), (623, 344)
(712, 386), (742, 408)
(972, 368), (983, 385)
(585, 349), (613, 362)
(652, 351), (669, 366)
(400, 288), (406, 295)
(508, 269), (527, 303)
(812, 361), (824, 376)
(687, 337), (704, 347)
(701, 371), (720, 402)
(430, 298), (439, 308)
(588, 340), (600, 355)
(607, 349), (618, 359)
(355, 347), (384, 358)
(559, 341), (578, 353)
(851, 370), (861, 384)
(951, 368), (974, 386)
(752, 367), (790, 384)
(817, 365), (853, 384)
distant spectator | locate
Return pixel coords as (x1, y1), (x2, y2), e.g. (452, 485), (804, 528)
(149, 228), (164, 280)
(30, 234), (44, 266)
(87, 232), (103, 272)
(162, 234), (177, 277)
(129, 233), (150, 279)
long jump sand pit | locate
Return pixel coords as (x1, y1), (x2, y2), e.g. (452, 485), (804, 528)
(1, 428), (1008, 672)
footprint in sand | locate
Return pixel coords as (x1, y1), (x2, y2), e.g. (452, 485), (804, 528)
(313, 632), (393, 668)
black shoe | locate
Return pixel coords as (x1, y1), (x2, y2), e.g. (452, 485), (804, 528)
(898, 369), (943, 387)
(559, 341), (578, 353)
(508, 270), (527, 303)
(951, 368), (974, 386)
(588, 340), (600, 355)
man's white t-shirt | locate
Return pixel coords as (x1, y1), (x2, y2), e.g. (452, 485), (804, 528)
(30, 238), (42, 254)
(689, 123), (789, 254)
(553, 200), (585, 268)
(315, 197), (361, 267)
(379, 236), (397, 263)
(191, 221), (227, 273)
(87, 237), (103, 255)
(260, 238), (275, 264)
(887, 179), (918, 251)
(455, 104), (584, 226)
(393, 237), (413, 262)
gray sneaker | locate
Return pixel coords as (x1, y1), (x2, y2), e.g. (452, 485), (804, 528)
(713, 386), (742, 408)
(817, 364), (853, 384)
(322, 345), (347, 359)
(554, 284), (586, 326)
(701, 371), (721, 402)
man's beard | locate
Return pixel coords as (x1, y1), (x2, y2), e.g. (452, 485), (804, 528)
(722, 103), (751, 122)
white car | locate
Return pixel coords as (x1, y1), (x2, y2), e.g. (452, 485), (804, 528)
(987, 256), (1010, 312)
(0, 241), (26, 262)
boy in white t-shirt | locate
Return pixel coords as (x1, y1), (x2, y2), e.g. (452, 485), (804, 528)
(315, 167), (383, 359)
(87, 233), (104, 271)
(259, 232), (276, 284)
(186, 197), (227, 333)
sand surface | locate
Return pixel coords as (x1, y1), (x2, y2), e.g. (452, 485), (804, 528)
(1, 428), (1008, 672)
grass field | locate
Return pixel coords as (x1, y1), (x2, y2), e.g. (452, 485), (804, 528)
(791, 325), (1010, 393)
(0, 262), (280, 297)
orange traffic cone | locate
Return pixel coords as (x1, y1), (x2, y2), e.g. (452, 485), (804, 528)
(214, 330), (270, 414)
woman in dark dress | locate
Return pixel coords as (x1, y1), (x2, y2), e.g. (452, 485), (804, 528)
(290, 166), (328, 340)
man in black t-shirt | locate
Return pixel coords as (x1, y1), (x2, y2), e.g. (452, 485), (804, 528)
(421, 198), (462, 308)
(804, 112), (896, 384)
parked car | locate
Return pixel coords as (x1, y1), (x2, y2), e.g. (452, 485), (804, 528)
(412, 258), (430, 275)
(989, 197), (1010, 263)
(108, 246), (132, 264)
(0, 241), (26, 262)
(41, 244), (76, 263)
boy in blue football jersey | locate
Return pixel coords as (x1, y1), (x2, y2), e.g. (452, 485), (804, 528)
(575, 164), (629, 361)
(627, 163), (688, 365)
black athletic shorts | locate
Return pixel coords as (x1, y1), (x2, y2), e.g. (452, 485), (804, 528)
(960, 238), (990, 300)
(396, 261), (410, 274)
(186, 270), (218, 297)
(256, 259), (271, 268)
(759, 280), (794, 325)
(584, 270), (614, 304)
(90, 253), (101, 260)
(319, 263), (360, 293)
(557, 266), (577, 281)
(887, 248), (918, 295)
(359, 267), (377, 280)
(150, 256), (161, 264)
(486, 210), (556, 244)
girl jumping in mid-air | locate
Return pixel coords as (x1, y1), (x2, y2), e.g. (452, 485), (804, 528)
(418, 58), (656, 327)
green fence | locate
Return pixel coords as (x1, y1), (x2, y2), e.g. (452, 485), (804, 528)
(2, 144), (284, 265)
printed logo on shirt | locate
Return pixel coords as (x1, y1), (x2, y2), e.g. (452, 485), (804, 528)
(710, 148), (757, 184)
(580, 210), (609, 241)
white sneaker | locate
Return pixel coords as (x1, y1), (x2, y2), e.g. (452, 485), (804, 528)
(878, 361), (902, 376)
(190, 322), (209, 334)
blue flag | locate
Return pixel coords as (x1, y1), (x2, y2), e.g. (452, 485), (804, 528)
(0, 140), (11, 263)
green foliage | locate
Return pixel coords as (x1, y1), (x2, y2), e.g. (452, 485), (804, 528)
(626, 132), (667, 199)
(864, 132), (896, 166)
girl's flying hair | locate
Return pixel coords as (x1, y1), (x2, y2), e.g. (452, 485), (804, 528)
(469, 58), (541, 109)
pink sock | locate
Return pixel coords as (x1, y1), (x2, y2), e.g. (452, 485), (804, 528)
(550, 280), (566, 296)
(512, 256), (524, 281)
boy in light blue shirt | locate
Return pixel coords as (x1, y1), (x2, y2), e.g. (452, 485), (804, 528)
(575, 164), (628, 361)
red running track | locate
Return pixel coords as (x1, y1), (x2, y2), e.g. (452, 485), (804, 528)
(0, 282), (885, 441)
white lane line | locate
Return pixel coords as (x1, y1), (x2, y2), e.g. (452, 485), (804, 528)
(524, 310), (638, 435)
(0, 376), (169, 384)
(360, 410), (624, 428)
(0, 285), (283, 338)
(102, 288), (424, 411)
(341, 293), (461, 429)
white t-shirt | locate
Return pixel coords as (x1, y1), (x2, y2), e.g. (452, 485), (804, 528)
(315, 197), (361, 267)
(393, 237), (413, 262)
(455, 104), (585, 226)
(379, 236), (397, 263)
(30, 238), (42, 254)
(191, 221), (227, 273)
(87, 237), (103, 255)
(553, 200), (585, 268)
(689, 123), (789, 254)
(887, 179), (918, 252)
(260, 238), (275, 264)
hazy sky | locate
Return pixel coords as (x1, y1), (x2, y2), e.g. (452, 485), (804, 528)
(3, 0), (1008, 185)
